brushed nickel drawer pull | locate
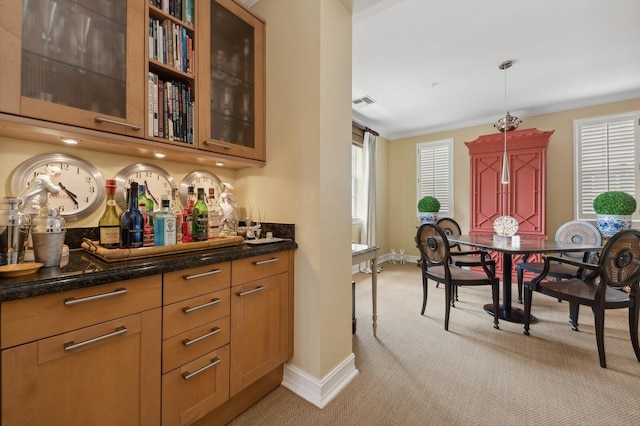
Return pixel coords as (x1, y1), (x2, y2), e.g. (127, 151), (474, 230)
(182, 298), (222, 313)
(182, 357), (221, 380)
(237, 285), (265, 296)
(253, 258), (279, 265)
(182, 327), (222, 347)
(203, 140), (231, 149)
(183, 269), (222, 280)
(64, 288), (127, 306)
(94, 116), (141, 130)
(64, 326), (127, 352)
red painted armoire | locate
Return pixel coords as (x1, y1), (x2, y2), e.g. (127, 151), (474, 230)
(465, 128), (554, 278)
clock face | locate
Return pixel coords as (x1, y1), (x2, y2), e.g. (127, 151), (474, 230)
(114, 164), (176, 212)
(179, 171), (223, 210)
(9, 153), (105, 221)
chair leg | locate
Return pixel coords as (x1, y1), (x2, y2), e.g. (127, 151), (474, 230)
(593, 306), (607, 368)
(421, 273), (428, 315)
(450, 285), (456, 307)
(523, 287), (532, 335)
(629, 302), (640, 363)
(444, 284), (452, 331)
(569, 302), (580, 331)
(516, 266), (524, 304)
(454, 285), (459, 302)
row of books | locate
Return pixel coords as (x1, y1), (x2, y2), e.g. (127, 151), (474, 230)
(149, 18), (194, 75)
(148, 72), (194, 144)
(149, 0), (194, 26)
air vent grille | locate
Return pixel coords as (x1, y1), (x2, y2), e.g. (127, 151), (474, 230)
(352, 95), (376, 107)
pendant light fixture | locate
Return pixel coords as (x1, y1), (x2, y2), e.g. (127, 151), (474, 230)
(494, 60), (522, 184)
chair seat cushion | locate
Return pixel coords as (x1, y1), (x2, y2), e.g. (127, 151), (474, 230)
(425, 265), (493, 285)
(536, 278), (631, 306)
(520, 262), (580, 278)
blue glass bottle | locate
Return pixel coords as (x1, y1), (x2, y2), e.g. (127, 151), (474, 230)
(120, 182), (144, 248)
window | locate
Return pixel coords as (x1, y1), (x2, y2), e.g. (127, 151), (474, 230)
(574, 112), (640, 221)
(416, 139), (453, 217)
(352, 143), (364, 222)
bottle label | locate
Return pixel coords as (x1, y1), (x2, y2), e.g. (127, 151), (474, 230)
(100, 226), (120, 247)
(164, 216), (177, 245)
(194, 212), (209, 241)
(107, 199), (117, 207)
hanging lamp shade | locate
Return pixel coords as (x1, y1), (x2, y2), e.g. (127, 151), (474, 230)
(494, 60), (522, 184)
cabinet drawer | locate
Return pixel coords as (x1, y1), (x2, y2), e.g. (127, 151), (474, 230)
(162, 345), (230, 426)
(163, 288), (230, 340)
(231, 251), (290, 286)
(1, 275), (162, 349)
(164, 262), (231, 305)
(163, 316), (230, 374)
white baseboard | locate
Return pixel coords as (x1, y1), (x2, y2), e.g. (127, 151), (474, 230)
(282, 353), (359, 408)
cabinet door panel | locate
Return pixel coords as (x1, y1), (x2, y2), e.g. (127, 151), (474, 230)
(230, 273), (288, 396)
(1, 309), (161, 426)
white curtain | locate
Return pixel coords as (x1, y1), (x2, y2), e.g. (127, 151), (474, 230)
(361, 130), (379, 272)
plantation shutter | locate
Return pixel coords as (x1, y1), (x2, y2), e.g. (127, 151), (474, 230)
(575, 112), (640, 220)
(417, 139), (453, 216)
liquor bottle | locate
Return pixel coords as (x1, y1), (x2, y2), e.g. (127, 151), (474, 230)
(139, 197), (154, 247)
(154, 194), (177, 246)
(192, 188), (209, 241)
(138, 184), (154, 227)
(182, 186), (195, 243)
(207, 188), (221, 238)
(170, 187), (183, 243)
(120, 182), (144, 248)
(99, 179), (121, 248)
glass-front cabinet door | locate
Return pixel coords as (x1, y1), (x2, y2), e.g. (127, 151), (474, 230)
(0, 0), (145, 137)
(198, 0), (265, 162)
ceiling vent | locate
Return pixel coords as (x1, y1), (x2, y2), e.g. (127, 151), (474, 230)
(352, 95), (376, 107)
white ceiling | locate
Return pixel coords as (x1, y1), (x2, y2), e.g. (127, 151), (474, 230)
(351, 0), (640, 140)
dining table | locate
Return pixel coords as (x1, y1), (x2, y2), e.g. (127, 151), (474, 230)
(447, 235), (602, 323)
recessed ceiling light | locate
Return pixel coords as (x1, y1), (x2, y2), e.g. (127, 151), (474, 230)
(215, 161), (224, 167)
(60, 137), (79, 145)
(154, 152), (166, 159)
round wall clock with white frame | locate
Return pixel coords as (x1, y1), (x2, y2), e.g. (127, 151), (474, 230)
(9, 153), (105, 221)
(179, 170), (223, 211)
(114, 163), (176, 212)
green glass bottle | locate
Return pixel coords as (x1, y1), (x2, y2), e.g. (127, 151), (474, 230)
(192, 188), (209, 241)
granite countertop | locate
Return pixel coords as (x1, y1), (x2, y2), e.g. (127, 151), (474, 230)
(0, 239), (297, 303)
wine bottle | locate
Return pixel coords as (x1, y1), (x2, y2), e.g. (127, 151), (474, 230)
(99, 179), (121, 248)
(154, 194), (177, 246)
(192, 188), (209, 241)
(182, 186), (195, 243)
(120, 182), (144, 248)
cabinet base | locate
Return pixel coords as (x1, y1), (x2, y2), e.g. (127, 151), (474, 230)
(192, 365), (284, 426)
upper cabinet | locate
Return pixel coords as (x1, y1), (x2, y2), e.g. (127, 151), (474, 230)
(0, 0), (145, 137)
(197, 0), (266, 162)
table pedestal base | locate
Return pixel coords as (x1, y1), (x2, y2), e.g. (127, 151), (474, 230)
(483, 303), (536, 324)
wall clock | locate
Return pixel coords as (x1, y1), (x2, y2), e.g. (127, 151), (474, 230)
(179, 170), (223, 211)
(9, 153), (105, 221)
(114, 163), (176, 212)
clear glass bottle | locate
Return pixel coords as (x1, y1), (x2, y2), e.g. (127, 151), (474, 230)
(192, 188), (209, 241)
(154, 195), (177, 246)
(98, 179), (120, 248)
(120, 182), (143, 248)
(182, 186), (195, 243)
(207, 188), (221, 238)
(170, 187), (183, 243)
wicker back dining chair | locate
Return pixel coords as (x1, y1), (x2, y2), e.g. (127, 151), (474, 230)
(435, 218), (496, 304)
(516, 220), (601, 303)
(416, 223), (500, 330)
(523, 229), (640, 368)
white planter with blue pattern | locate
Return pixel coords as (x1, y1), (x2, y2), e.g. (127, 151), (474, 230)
(596, 214), (632, 237)
(419, 212), (438, 224)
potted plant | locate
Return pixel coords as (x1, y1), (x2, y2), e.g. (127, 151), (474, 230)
(418, 196), (440, 224)
(593, 191), (636, 236)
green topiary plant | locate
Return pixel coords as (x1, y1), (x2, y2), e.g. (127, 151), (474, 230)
(593, 191), (636, 215)
(418, 196), (440, 213)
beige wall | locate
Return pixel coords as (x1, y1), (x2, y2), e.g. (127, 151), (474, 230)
(388, 98), (640, 259)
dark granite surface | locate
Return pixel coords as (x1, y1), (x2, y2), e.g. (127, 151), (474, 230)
(0, 236), (297, 303)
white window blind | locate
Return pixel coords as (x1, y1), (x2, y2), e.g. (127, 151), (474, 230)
(416, 139), (453, 216)
(574, 112), (640, 220)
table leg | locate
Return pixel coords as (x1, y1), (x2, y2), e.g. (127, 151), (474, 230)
(483, 253), (532, 323)
(371, 257), (377, 336)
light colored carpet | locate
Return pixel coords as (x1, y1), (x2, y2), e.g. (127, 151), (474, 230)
(228, 262), (640, 425)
